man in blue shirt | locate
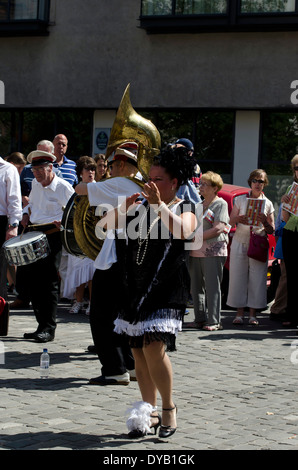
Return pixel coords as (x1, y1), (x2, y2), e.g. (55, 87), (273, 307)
(53, 134), (78, 187)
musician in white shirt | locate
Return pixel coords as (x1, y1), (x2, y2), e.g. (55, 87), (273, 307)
(0, 156), (22, 300)
(0, 156), (22, 239)
(21, 150), (74, 343)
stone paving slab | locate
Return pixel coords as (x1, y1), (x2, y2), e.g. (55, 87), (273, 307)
(1, 295), (298, 454)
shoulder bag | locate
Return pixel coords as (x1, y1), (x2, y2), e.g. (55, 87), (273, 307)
(247, 227), (269, 263)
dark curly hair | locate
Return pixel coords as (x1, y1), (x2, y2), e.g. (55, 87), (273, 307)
(75, 156), (97, 181)
(152, 146), (197, 188)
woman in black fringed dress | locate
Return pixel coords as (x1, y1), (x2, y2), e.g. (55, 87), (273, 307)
(99, 146), (199, 439)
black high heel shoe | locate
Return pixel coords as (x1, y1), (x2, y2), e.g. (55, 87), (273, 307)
(128, 413), (161, 439)
(150, 413), (161, 435)
(159, 405), (177, 438)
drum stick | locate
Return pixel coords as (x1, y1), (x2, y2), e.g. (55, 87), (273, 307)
(28, 223), (56, 229)
(19, 225), (26, 240)
(20, 207), (31, 240)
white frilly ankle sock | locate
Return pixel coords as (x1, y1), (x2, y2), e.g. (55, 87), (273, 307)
(125, 401), (155, 434)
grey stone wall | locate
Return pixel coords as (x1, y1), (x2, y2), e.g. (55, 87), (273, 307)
(0, 0), (297, 110)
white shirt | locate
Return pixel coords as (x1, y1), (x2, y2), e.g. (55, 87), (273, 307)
(87, 176), (142, 270)
(0, 157), (22, 225)
(23, 174), (74, 225)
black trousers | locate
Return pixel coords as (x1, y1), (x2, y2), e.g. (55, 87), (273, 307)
(14, 225), (31, 303)
(90, 264), (134, 376)
(24, 231), (62, 335)
(14, 265), (31, 303)
(282, 228), (298, 325)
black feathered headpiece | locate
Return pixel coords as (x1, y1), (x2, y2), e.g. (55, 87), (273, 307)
(153, 146), (196, 188)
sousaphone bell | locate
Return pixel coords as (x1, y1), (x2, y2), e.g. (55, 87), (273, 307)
(106, 83), (161, 181)
(61, 84), (161, 260)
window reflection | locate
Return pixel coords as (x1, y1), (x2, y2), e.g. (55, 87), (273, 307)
(0, 0), (8, 20)
(176, 0), (227, 15)
(11, 0), (38, 19)
(141, 0), (172, 15)
(0, 0), (49, 21)
(141, 0), (296, 16)
(141, 0), (228, 15)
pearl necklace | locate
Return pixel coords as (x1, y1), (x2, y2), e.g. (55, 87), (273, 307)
(135, 197), (177, 266)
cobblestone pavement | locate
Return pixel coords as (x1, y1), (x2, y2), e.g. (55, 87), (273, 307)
(1, 295), (298, 453)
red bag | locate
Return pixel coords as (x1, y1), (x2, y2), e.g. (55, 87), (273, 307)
(247, 229), (269, 263)
(0, 297), (9, 336)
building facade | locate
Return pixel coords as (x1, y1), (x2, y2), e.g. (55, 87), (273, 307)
(1, 0), (298, 207)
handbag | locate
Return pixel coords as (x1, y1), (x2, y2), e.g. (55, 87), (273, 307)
(247, 228), (269, 263)
(0, 296), (9, 336)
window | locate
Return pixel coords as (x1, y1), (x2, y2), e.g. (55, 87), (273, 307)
(176, 0), (228, 14)
(260, 111), (298, 209)
(141, 109), (234, 182)
(141, 0), (228, 15)
(0, 0), (50, 36)
(0, 109), (93, 158)
(141, 0), (172, 15)
(194, 111), (234, 182)
(241, 0), (296, 14)
(140, 0), (298, 33)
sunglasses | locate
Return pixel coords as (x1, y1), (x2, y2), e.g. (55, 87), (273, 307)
(251, 179), (264, 184)
(31, 166), (47, 173)
(294, 167), (298, 171)
(84, 166), (96, 172)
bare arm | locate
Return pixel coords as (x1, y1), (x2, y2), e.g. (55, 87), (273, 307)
(97, 193), (141, 230)
(203, 221), (227, 241)
(98, 186), (197, 241)
(282, 209), (290, 223)
(229, 204), (248, 228)
(142, 182), (197, 240)
(281, 193), (291, 223)
(257, 212), (275, 234)
(75, 182), (88, 195)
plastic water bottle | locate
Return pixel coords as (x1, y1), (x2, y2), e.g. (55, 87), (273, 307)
(40, 348), (50, 379)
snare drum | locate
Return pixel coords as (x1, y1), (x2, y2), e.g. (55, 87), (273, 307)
(3, 231), (50, 266)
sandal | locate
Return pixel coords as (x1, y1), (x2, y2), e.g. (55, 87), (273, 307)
(233, 316), (244, 325)
(249, 317), (259, 326)
(202, 323), (223, 331)
(159, 405), (177, 438)
(69, 301), (84, 314)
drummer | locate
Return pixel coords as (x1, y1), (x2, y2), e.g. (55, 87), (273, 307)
(21, 150), (74, 343)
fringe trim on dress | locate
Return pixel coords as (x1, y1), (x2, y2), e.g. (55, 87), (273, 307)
(114, 309), (183, 351)
(114, 309), (182, 337)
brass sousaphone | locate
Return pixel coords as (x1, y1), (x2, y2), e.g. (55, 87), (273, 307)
(105, 83), (161, 181)
(66, 84), (161, 260)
